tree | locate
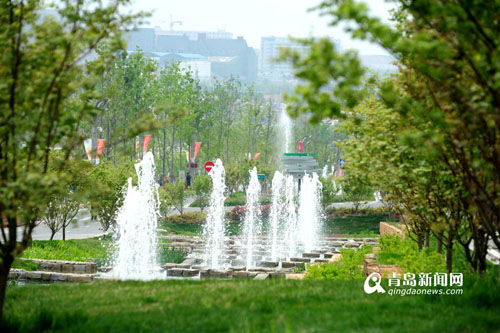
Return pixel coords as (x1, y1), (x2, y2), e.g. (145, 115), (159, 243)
(0, 0), (143, 317)
(164, 182), (191, 215)
(42, 195), (80, 241)
(90, 158), (135, 231)
(283, 0), (500, 279)
(193, 175), (212, 212)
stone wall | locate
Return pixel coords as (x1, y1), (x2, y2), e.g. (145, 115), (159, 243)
(17, 258), (97, 274)
(379, 222), (405, 239)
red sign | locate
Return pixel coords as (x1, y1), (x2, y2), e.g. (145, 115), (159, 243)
(143, 135), (151, 153)
(204, 161), (215, 173)
(194, 142), (202, 159)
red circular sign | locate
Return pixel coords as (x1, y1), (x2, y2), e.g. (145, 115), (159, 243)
(204, 161), (215, 172)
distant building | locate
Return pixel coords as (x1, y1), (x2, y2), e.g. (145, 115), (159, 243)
(124, 28), (257, 81)
(259, 36), (340, 81)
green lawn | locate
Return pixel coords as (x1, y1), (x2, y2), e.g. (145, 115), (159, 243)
(163, 215), (389, 238)
(3, 279), (499, 332)
(20, 237), (111, 263)
(323, 215), (391, 236)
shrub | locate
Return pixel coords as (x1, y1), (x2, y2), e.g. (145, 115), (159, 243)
(163, 182), (194, 214)
(324, 206), (397, 219)
(377, 234), (446, 273)
(167, 212), (207, 224)
(158, 246), (188, 264)
(228, 206), (246, 222)
(193, 175), (212, 212)
(227, 205), (270, 222)
(305, 246), (372, 280)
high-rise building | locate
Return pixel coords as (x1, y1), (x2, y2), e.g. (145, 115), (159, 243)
(259, 36), (340, 81)
(124, 28), (257, 81)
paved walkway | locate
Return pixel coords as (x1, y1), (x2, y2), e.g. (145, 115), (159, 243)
(8, 200), (386, 241)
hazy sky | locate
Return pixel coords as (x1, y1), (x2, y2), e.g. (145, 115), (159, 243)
(128, 0), (396, 55)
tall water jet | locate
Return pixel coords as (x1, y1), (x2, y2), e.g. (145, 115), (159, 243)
(283, 175), (298, 258)
(242, 167), (261, 268)
(202, 159), (226, 268)
(113, 152), (160, 280)
(322, 165), (329, 178)
(279, 103), (292, 153)
(297, 173), (323, 253)
(269, 171), (285, 261)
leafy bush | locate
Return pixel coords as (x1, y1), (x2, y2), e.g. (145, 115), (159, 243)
(158, 246), (188, 264)
(228, 206), (246, 222)
(167, 212), (207, 224)
(89, 159), (136, 231)
(227, 205), (270, 222)
(11, 259), (38, 271)
(163, 182), (194, 215)
(324, 206), (397, 218)
(193, 175), (212, 212)
(377, 234), (446, 273)
(20, 238), (109, 262)
(305, 246), (372, 280)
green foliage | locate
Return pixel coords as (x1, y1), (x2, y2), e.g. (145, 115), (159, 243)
(158, 246), (188, 264)
(89, 159), (135, 231)
(284, 0), (500, 278)
(323, 215), (390, 236)
(160, 222), (202, 236)
(163, 182), (193, 215)
(167, 212), (206, 225)
(20, 238), (109, 263)
(377, 235), (446, 274)
(3, 279), (500, 332)
(306, 246), (373, 280)
(11, 259), (38, 272)
(193, 175), (212, 212)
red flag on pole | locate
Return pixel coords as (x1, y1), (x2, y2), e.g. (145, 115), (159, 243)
(253, 153), (261, 162)
(143, 135), (151, 153)
(193, 142), (202, 159)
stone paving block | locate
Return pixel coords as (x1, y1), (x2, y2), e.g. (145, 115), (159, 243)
(259, 261), (278, 268)
(167, 268), (184, 277)
(67, 274), (93, 282)
(290, 257), (310, 263)
(61, 264), (73, 273)
(232, 271), (249, 278)
(182, 269), (199, 277)
(254, 273), (269, 280)
(302, 252), (321, 258)
(26, 272), (42, 280)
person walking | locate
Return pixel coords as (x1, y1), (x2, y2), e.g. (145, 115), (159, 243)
(185, 172), (192, 188)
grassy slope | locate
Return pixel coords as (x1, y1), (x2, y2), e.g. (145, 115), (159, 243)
(163, 215), (389, 237)
(3, 279), (499, 332)
(20, 238), (110, 262)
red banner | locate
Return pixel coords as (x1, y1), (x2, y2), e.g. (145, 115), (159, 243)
(253, 153), (261, 162)
(143, 135), (151, 153)
(298, 141), (303, 153)
(96, 139), (105, 157)
(194, 142), (202, 159)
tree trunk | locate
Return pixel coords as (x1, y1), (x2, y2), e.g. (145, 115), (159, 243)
(63, 224), (66, 241)
(0, 254), (14, 320)
(50, 229), (56, 241)
(436, 232), (443, 254)
(424, 229), (430, 248)
(445, 236), (453, 273)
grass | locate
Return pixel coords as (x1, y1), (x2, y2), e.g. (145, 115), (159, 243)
(11, 259), (38, 271)
(323, 214), (392, 236)
(20, 237), (110, 262)
(2, 278), (499, 332)
(162, 215), (389, 238)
